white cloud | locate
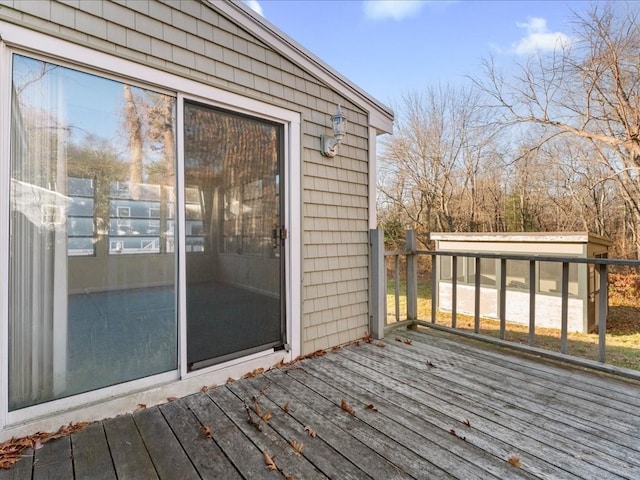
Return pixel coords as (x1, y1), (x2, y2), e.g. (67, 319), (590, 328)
(244, 0), (264, 16)
(363, 0), (424, 21)
(512, 17), (571, 55)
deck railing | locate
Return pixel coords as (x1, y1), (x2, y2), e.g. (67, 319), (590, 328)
(370, 229), (640, 381)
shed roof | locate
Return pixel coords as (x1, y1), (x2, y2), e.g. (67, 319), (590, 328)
(431, 232), (612, 247)
(212, 0), (394, 135)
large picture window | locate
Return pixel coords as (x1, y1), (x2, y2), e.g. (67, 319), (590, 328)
(9, 54), (177, 409)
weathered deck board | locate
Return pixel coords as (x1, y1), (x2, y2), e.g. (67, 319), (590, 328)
(102, 414), (158, 480)
(33, 436), (72, 480)
(158, 396), (243, 479)
(3, 327), (640, 479)
(133, 406), (200, 480)
(70, 422), (117, 480)
(342, 337), (638, 478)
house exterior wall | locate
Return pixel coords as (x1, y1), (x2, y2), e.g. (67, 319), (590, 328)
(0, 0), (375, 354)
(0, 0), (392, 440)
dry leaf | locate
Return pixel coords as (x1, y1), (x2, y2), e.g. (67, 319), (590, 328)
(375, 342), (386, 348)
(508, 454), (521, 468)
(226, 377), (235, 384)
(341, 399), (356, 416)
(200, 385), (209, 393)
(135, 403), (147, 412)
(403, 338), (412, 345)
(261, 412), (273, 422)
(166, 396), (178, 402)
(304, 426), (317, 437)
(363, 332), (373, 343)
(289, 439), (304, 453)
(286, 476), (295, 480)
(283, 401), (290, 413)
(201, 425), (213, 438)
(253, 400), (262, 416)
(463, 419), (471, 427)
(365, 404), (378, 412)
(243, 367), (265, 379)
(263, 451), (277, 470)
(450, 428), (466, 441)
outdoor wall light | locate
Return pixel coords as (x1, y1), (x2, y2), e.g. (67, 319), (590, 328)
(321, 104), (347, 157)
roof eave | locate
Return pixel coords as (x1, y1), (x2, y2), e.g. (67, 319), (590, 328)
(208, 0), (394, 135)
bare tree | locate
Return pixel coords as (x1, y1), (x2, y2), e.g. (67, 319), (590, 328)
(475, 3), (640, 256)
(378, 85), (500, 245)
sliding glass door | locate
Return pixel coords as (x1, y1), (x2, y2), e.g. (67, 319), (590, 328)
(9, 55), (177, 410)
(183, 102), (285, 370)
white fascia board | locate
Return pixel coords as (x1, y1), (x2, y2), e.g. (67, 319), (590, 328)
(211, 0), (394, 135)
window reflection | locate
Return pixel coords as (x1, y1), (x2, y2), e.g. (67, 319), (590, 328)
(9, 54), (177, 409)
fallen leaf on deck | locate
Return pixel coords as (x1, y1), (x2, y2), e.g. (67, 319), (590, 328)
(363, 332), (373, 343)
(243, 367), (265, 379)
(263, 451), (277, 470)
(376, 342), (386, 348)
(341, 399), (356, 416)
(0, 422), (88, 470)
(261, 411), (273, 422)
(508, 454), (521, 467)
(253, 400), (262, 416)
(289, 439), (304, 453)
(135, 403), (147, 411)
(200, 385), (209, 393)
(226, 377), (235, 384)
(283, 401), (290, 413)
(201, 425), (213, 438)
(304, 426), (317, 437)
(463, 419), (471, 427)
(166, 396), (178, 402)
(404, 338), (412, 345)
(365, 404), (378, 412)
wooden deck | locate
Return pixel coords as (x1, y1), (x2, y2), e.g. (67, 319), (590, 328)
(2, 327), (640, 479)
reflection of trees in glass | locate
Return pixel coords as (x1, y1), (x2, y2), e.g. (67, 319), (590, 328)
(12, 54), (176, 256)
(184, 102), (280, 255)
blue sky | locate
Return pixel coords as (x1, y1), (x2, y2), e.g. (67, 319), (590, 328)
(243, 0), (595, 107)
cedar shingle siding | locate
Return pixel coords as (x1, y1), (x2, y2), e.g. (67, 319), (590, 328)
(0, 0), (374, 354)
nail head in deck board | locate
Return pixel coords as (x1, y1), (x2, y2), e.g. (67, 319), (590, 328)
(228, 376), (375, 480)
(103, 414), (159, 480)
(71, 422), (117, 480)
(133, 406), (200, 480)
(159, 397), (242, 479)
(265, 368), (441, 479)
(183, 392), (281, 478)
(32, 437), (73, 480)
(240, 373), (409, 480)
(207, 385), (329, 480)
(285, 362), (524, 480)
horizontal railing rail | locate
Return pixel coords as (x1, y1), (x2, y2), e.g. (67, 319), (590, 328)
(370, 229), (640, 381)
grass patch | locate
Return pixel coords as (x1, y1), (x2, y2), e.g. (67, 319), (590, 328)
(387, 279), (640, 370)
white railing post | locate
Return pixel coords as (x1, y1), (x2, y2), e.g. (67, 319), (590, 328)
(406, 230), (418, 322)
(370, 229), (385, 339)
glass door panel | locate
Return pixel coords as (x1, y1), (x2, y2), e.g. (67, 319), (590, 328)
(9, 55), (177, 410)
(183, 102), (284, 369)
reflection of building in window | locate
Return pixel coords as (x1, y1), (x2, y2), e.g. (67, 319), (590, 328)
(108, 181), (174, 255)
(67, 177), (95, 256)
(184, 187), (204, 252)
